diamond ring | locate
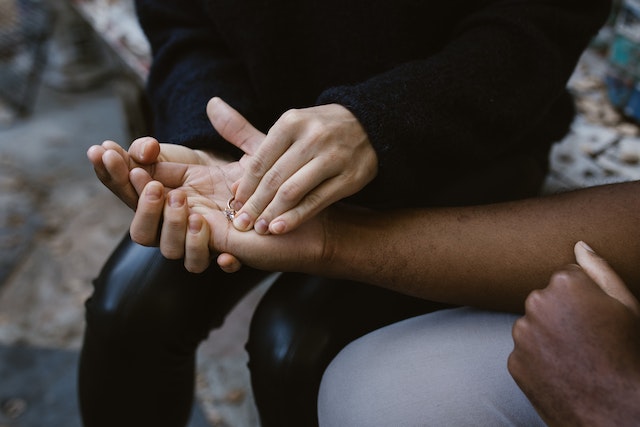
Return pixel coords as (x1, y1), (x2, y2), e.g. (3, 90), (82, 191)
(224, 196), (236, 221)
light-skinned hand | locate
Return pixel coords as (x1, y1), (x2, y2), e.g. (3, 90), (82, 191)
(132, 179), (330, 274)
(86, 98), (265, 272)
(225, 100), (378, 235)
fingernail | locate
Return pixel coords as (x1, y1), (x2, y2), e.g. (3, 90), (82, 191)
(140, 139), (149, 157)
(270, 220), (286, 234)
(189, 216), (202, 233)
(255, 219), (269, 234)
(232, 200), (244, 210)
(169, 192), (185, 208)
(145, 184), (162, 200)
(579, 241), (595, 253)
(233, 212), (251, 230)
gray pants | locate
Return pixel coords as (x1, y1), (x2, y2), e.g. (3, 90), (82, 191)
(318, 307), (546, 426)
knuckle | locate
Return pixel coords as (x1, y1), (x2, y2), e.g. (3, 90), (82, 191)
(164, 218), (184, 233)
(185, 235), (205, 253)
(244, 198), (264, 216)
(506, 352), (521, 379)
(307, 121), (327, 139)
(247, 156), (267, 178)
(280, 108), (303, 125)
(263, 168), (284, 189)
(524, 289), (544, 313)
(511, 317), (527, 340)
(278, 181), (304, 203)
(304, 190), (327, 210)
(548, 268), (580, 291)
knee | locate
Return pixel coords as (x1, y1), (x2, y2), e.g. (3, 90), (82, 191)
(247, 272), (350, 382)
(246, 284), (332, 387)
(246, 275), (338, 426)
(85, 235), (226, 345)
(84, 236), (167, 342)
(316, 339), (379, 427)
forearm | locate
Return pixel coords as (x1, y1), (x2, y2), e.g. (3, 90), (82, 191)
(321, 181), (640, 312)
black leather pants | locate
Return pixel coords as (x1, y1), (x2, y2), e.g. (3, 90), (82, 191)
(78, 235), (268, 427)
(247, 274), (448, 427)
(78, 235), (443, 427)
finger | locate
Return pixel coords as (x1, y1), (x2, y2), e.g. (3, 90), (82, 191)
(268, 176), (343, 234)
(101, 139), (129, 156)
(130, 181), (165, 246)
(235, 144), (317, 233)
(217, 253), (243, 273)
(268, 157), (345, 232)
(184, 214), (212, 273)
(207, 97), (265, 155)
(202, 211), (244, 272)
(233, 125), (296, 214)
(143, 161), (190, 188)
(88, 145), (129, 203)
(102, 149), (133, 185)
(129, 167), (153, 196)
(87, 144), (108, 179)
(91, 147), (140, 209)
(574, 241), (640, 314)
(87, 144), (118, 182)
(159, 190), (188, 260)
(129, 136), (161, 164)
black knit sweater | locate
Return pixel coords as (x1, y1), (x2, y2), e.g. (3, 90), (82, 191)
(134, 0), (610, 206)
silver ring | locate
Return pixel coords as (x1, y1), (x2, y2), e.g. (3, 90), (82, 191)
(224, 196), (236, 221)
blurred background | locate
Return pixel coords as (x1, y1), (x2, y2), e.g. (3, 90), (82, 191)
(0, 1), (271, 426)
(1, 0), (640, 426)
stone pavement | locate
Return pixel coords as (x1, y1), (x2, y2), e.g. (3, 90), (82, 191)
(0, 46), (639, 427)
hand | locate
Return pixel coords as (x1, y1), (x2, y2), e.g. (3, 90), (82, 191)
(508, 241), (640, 427)
(87, 136), (231, 210)
(133, 180), (329, 274)
(87, 98), (263, 272)
(228, 101), (378, 235)
(88, 139), (242, 272)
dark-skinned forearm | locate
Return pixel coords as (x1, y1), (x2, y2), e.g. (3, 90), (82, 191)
(320, 181), (640, 312)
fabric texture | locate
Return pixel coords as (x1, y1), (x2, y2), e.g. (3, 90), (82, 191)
(134, 0), (610, 207)
(318, 307), (546, 427)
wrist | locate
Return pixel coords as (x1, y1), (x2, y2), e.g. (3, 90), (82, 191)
(316, 205), (381, 281)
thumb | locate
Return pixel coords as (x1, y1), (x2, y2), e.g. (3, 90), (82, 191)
(574, 241), (640, 315)
(206, 97), (265, 155)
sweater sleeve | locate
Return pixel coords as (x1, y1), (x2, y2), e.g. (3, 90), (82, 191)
(317, 0), (611, 206)
(134, 0), (265, 155)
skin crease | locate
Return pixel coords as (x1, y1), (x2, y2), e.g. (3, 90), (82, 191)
(89, 99), (640, 426)
(508, 242), (640, 427)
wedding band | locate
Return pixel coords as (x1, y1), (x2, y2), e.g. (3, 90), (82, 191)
(224, 196), (236, 221)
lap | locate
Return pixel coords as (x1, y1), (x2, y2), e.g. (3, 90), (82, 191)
(318, 307), (545, 427)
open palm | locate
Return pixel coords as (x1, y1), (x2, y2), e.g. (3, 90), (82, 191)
(88, 97), (264, 213)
